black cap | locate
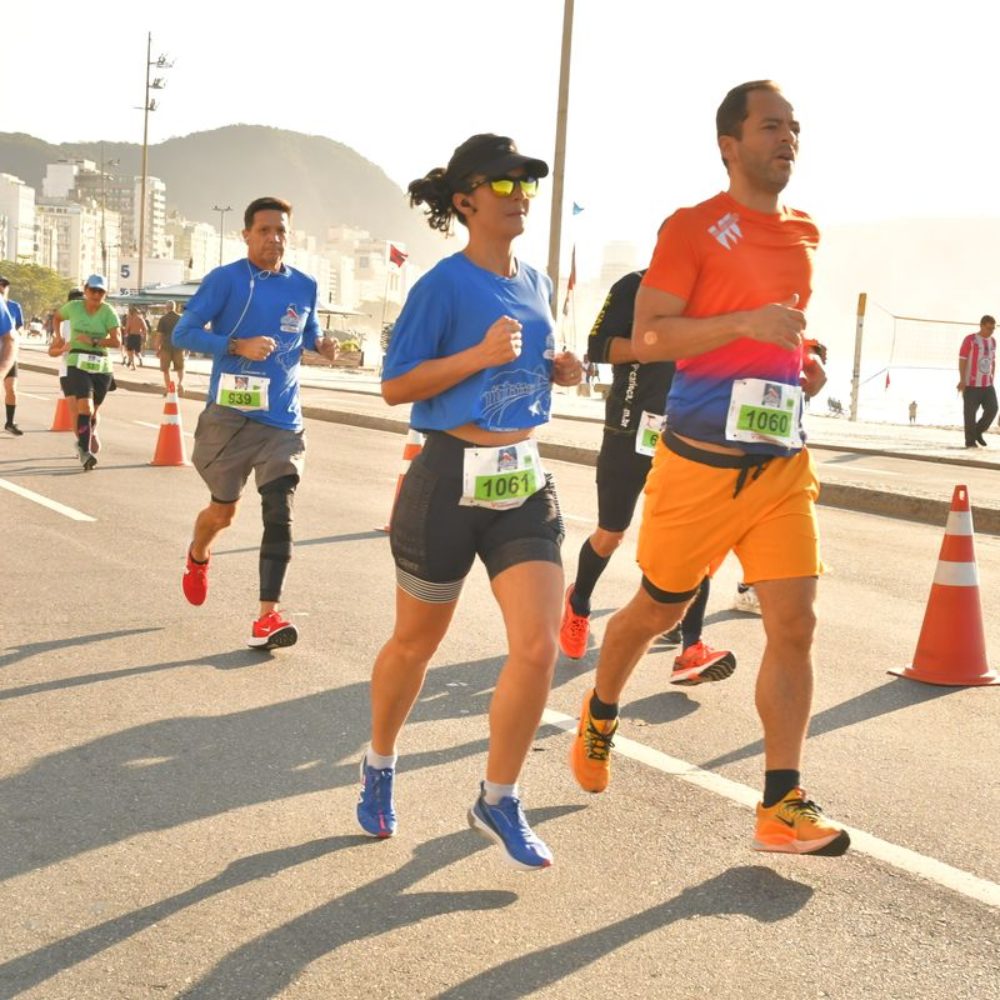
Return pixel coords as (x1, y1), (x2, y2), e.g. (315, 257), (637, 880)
(445, 134), (549, 187)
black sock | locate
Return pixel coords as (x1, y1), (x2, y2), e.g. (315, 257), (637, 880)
(76, 413), (91, 453)
(737, 582), (751, 594)
(763, 769), (801, 808)
(571, 539), (611, 616)
(5, 404), (14, 425)
(589, 690), (619, 720)
(681, 577), (710, 649)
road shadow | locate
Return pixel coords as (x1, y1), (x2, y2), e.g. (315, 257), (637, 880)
(177, 807), (581, 1000)
(213, 530), (386, 556)
(621, 690), (700, 726)
(0, 654), (575, 882)
(0, 627), (163, 671)
(0, 807), (582, 999)
(697, 676), (958, 770)
(434, 865), (813, 999)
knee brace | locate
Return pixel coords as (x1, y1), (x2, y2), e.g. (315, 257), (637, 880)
(258, 475), (297, 602)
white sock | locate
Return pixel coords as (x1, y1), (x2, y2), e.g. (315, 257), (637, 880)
(366, 747), (397, 770)
(483, 780), (517, 805)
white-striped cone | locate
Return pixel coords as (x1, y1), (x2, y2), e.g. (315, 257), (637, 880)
(378, 428), (424, 532)
(150, 381), (191, 467)
(890, 485), (998, 685)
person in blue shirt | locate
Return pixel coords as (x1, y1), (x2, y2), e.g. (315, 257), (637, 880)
(0, 296), (15, 391)
(173, 196), (338, 651)
(355, 134), (583, 870)
(0, 277), (24, 435)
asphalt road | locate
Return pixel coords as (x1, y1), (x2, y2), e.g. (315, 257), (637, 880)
(1, 373), (998, 999)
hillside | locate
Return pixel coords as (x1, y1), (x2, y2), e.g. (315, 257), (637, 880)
(0, 126), (447, 265)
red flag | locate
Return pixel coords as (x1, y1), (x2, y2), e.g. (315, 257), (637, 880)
(885, 370), (891, 390)
(562, 245), (576, 316)
(389, 244), (408, 268)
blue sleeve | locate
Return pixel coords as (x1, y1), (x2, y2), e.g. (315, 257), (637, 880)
(8, 301), (23, 328)
(382, 272), (451, 381)
(172, 267), (233, 357)
(0, 302), (11, 336)
(303, 278), (321, 352)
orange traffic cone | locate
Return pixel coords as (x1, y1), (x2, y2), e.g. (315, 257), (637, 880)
(378, 428), (425, 532)
(889, 485), (998, 686)
(50, 396), (74, 432)
(150, 381), (191, 467)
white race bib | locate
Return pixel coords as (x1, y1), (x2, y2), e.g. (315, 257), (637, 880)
(635, 411), (666, 456)
(70, 353), (112, 374)
(460, 439), (545, 510)
(216, 372), (270, 411)
(725, 378), (803, 448)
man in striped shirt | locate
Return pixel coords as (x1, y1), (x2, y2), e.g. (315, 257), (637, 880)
(958, 315), (997, 448)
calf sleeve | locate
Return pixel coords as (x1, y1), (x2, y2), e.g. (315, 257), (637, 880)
(259, 475), (297, 602)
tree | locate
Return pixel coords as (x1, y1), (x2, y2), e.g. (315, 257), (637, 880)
(0, 263), (73, 321)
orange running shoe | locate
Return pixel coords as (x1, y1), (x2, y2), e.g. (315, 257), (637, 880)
(670, 641), (737, 685)
(752, 787), (851, 856)
(559, 585), (590, 660)
(569, 690), (618, 793)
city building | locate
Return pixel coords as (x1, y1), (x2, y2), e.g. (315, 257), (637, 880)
(0, 173), (37, 263)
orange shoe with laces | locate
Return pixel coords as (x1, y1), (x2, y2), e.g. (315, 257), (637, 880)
(569, 689), (618, 793)
(559, 585), (590, 660)
(670, 641), (737, 685)
(752, 787), (851, 856)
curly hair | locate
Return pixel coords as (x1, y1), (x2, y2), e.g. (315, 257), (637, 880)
(408, 168), (466, 234)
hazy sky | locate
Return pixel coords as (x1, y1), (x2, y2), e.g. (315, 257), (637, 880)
(3, 0), (996, 287)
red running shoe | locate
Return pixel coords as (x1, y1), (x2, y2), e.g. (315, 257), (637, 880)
(559, 585), (590, 660)
(182, 549), (209, 606)
(247, 610), (298, 650)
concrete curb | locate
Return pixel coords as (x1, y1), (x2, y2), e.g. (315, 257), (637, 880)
(21, 362), (999, 534)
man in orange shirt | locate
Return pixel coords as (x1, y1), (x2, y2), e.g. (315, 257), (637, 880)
(569, 81), (848, 857)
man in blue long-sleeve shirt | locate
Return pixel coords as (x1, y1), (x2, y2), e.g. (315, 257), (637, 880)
(173, 196), (338, 650)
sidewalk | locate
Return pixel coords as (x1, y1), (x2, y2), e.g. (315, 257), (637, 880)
(18, 345), (1000, 532)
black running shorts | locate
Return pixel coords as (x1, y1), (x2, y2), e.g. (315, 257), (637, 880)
(390, 431), (564, 602)
(595, 429), (653, 533)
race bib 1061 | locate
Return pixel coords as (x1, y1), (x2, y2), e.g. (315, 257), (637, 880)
(460, 439), (545, 510)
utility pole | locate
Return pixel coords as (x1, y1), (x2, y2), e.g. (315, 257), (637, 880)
(546, 0), (574, 317)
(212, 205), (232, 267)
(99, 142), (120, 279)
(137, 32), (172, 293)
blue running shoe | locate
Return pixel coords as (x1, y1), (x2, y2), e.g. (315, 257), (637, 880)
(468, 783), (553, 870)
(356, 757), (396, 839)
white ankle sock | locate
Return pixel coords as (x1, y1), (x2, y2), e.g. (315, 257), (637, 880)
(366, 747), (397, 770)
(483, 780), (517, 805)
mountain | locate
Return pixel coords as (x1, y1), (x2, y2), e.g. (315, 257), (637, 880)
(0, 126), (447, 265)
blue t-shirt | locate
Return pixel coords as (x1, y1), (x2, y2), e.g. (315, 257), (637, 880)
(0, 299), (12, 337)
(5, 300), (23, 329)
(383, 253), (555, 432)
(173, 258), (321, 431)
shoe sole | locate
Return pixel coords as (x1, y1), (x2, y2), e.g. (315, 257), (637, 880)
(82, 455), (97, 471)
(670, 653), (737, 686)
(356, 759), (396, 838)
(467, 807), (552, 871)
(247, 625), (298, 650)
(752, 829), (851, 856)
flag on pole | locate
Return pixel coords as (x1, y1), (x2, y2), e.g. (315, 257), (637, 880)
(885, 370), (891, 390)
(562, 244), (577, 317)
(389, 244), (408, 268)
(572, 202), (584, 215)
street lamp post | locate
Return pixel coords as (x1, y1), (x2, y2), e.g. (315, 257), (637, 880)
(546, 0), (574, 317)
(212, 205), (232, 267)
(99, 142), (120, 279)
(137, 32), (172, 294)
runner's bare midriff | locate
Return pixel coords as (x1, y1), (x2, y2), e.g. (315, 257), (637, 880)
(671, 430), (745, 456)
(446, 422), (536, 447)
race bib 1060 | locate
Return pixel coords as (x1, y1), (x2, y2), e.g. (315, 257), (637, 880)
(725, 378), (803, 448)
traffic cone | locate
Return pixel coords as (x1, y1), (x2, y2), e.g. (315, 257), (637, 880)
(50, 396), (74, 432)
(377, 428), (424, 532)
(889, 485), (998, 686)
(150, 381), (191, 467)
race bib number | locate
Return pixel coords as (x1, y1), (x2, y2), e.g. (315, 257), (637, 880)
(461, 439), (545, 510)
(635, 410), (666, 456)
(216, 372), (270, 411)
(725, 379), (803, 448)
(71, 353), (112, 374)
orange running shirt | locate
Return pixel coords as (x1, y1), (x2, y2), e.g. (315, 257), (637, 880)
(641, 191), (819, 455)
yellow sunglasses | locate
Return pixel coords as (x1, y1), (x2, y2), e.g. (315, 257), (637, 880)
(469, 176), (540, 199)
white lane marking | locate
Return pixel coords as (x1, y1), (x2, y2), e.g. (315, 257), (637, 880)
(134, 420), (194, 438)
(0, 477), (95, 521)
(563, 514), (594, 524)
(541, 708), (1000, 909)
